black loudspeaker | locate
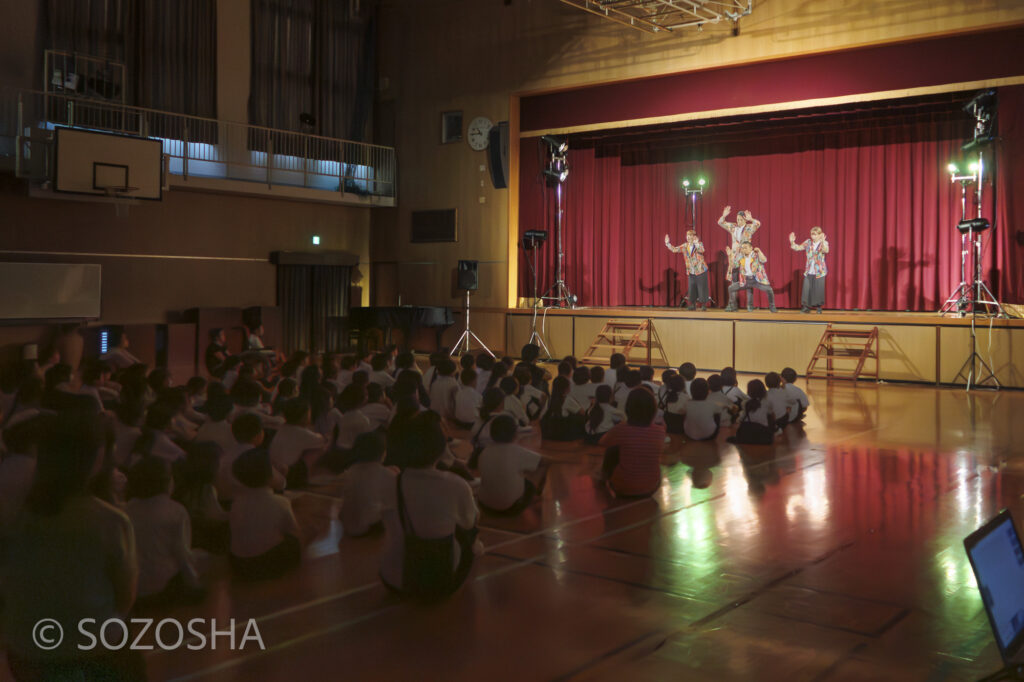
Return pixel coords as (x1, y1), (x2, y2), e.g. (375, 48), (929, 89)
(488, 121), (510, 189)
(457, 260), (479, 291)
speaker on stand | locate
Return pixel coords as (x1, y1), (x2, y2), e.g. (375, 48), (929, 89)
(451, 260), (495, 358)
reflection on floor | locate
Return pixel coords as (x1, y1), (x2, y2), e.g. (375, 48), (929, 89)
(77, 380), (1024, 678)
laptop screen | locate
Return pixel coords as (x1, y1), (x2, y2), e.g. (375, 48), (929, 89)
(966, 512), (1024, 653)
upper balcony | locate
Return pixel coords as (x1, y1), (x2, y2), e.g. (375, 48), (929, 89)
(0, 86), (396, 207)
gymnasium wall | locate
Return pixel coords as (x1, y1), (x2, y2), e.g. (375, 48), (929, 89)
(373, 0), (1024, 310)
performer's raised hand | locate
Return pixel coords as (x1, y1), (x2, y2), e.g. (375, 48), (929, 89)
(722, 205), (731, 217)
(789, 231), (797, 243)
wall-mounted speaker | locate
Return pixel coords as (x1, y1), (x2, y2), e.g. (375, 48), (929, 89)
(457, 260), (479, 291)
(488, 121), (510, 189)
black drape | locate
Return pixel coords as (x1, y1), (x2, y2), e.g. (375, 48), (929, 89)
(277, 265), (350, 355)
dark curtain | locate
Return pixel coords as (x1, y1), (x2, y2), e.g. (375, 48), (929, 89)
(519, 88), (1024, 311)
(277, 265), (350, 355)
(249, 0), (376, 142)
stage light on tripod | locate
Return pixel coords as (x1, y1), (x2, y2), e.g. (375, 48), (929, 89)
(541, 135), (568, 154)
(968, 161), (979, 172)
(947, 163), (959, 174)
(681, 178), (690, 188)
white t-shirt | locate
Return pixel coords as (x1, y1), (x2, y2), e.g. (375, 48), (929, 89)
(269, 424), (326, 471)
(379, 468), (478, 589)
(336, 410), (373, 450)
(78, 385), (104, 411)
(315, 407), (344, 443)
(369, 370), (396, 389)
(229, 487), (300, 558)
(585, 403), (625, 435)
(604, 368), (618, 387)
(683, 400), (722, 441)
(478, 443), (542, 511)
(519, 384), (546, 419)
(428, 376), (459, 419)
(613, 383), (633, 408)
(247, 334), (265, 350)
(126, 494), (197, 597)
(195, 420), (236, 454)
(454, 386), (483, 424)
(112, 421), (142, 469)
(341, 462), (396, 536)
(0, 453), (35, 532)
(503, 394), (530, 426)
(744, 402), (774, 428)
(722, 385), (748, 405)
(475, 370), (492, 393)
(708, 392), (736, 426)
(150, 432), (186, 463)
(361, 402), (392, 430)
(235, 405), (285, 431)
(562, 394), (586, 417)
(569, 382), (594, 408)
(664, 391), (689, 415)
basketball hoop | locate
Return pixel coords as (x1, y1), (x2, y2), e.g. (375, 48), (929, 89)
(100, 185), (139, 217)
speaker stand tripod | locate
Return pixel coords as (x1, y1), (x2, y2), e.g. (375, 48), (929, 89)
(450, 290), (494, 358)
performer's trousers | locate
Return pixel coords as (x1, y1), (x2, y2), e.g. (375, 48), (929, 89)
(686, 271), (709, 306)
(801, 274), (826, 308)
(728, 281), (775, 309)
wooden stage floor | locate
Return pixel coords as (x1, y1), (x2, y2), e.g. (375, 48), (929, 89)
(56, 376), (1014, 681)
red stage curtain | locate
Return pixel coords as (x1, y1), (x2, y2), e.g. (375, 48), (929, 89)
(518, 87), (1024, 311)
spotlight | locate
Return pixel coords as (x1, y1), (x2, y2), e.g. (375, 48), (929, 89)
(541, 135), (568, 154)
(312, 235), (321, 245)
(947, 163), (958, 174)
(698, 177), (706, 186)
(682, 179), (690, 188)
(968, 161), (979, 172)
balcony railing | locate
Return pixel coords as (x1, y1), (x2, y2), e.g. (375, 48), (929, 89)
(1, 88), (396, 200)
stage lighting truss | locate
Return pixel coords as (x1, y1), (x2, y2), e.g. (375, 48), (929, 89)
(557, 0), (753, 34)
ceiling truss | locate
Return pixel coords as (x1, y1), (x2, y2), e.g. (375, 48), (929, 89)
(558, 0), (753, 34)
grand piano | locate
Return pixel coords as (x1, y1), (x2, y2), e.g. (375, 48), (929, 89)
(346, 306), (454, 352)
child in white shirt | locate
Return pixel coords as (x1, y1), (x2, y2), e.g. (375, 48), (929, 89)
(499, 376), (530, 427)
(361, 383), (393, 430)
(427, 359), (459, 421)
(614, 370), (642, 409)
(514, 366), (546, 421)
(216, 414), (285, 502)
(194, 395), (237, 454)
(727, 380), (778, 445)
(781, 367), (809, 422)
(340, 432), (396, 537)
(584, 384), (625, 444)
(475, 354), (494, 393)
(369, 353), (396, 390)
(477, 416), (546, 514)
(453, 368), (483, 429)
(678, 362), (697, 397)
(765, 372), (796, 428)
(126, 456), (203, 607)
(569, 366), (594, 408)
(683, 379), (723, 442)
(333, 384), (373, 453)
(540, 376), (586, 442)
(706, 374), (740, 427)
(638, 366), (659, 396)
(661, 375), (689, 434)
(269, 398), (327, 487)
(229, 448), (301, 581)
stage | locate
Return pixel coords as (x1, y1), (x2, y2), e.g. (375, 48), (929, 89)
(432, 306), (1024, 389)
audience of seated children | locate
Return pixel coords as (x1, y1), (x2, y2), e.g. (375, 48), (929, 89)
(764, 372), (794, 429)
(682, 378), (725, 442)
(2, 411), (140, 681)
(228, 448), (302, 581)
(453, 368), (482, 429)
(340, 432), (396, 537)
(661, 374), (689, 434)
(132, 402), (186, 465)
(478, 415), (547, 515)
(378, 412), (479, 599)
(540, 376), (586, 442)
(174, 441), (229, 553)
(484, 360), (508, 391)
(728, 379), (777, 445)
(639, 366), (659, 395)
(614, 369), (642, 409)
(780, 367), (809, 422)
(217, 413), (284, 503)
(600, 389), (666, 498)
(585, 384), (625, 445)
(194, 394), (236, 454)
(361, 383), (393, 430)
(427, 358), (459, 421)
(514, 365), (547, 420)
(269, 398), (327, 488)
(469, 387), (509, 461)
(126, 456), (204, 609)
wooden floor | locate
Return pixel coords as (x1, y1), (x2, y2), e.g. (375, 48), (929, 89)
(15, 377), (1024, 681)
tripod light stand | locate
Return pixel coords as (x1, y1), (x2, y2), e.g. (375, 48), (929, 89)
(521, 231), (553, 359)
(450, 260), (495, 359)
(539, 137), (577, 309)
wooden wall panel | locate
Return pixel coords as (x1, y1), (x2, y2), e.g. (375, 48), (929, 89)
(939, 327), (1024, 387)
(734, 321), (827, 375)
(657, 318), (734, 370)
(876, 325), (937, 383)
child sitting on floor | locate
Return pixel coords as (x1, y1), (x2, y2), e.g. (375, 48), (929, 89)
(478, 416), (546, 515)
(341, 432), (396, 537)
(499, 376), (530, 427)
(584, 384), (625, 445)
(174, 441), (229, 553)
(361, 383), (392, 430)
(727, 379), (777, 445)
(453, 368), (482, 430)
(600, 389), (666, 498)
(269, 398), (327, 489)
(569, 366), (593, 408)
(706, 374), (740, 426)
(780, 367), (809, 422)
(678, 362), (697, 397)
(126, 456), (204, 608)
(540, 376), (586, 442)
(229, 448), (302, 581)
(683, 378), (724, 442)
(764, 372), (795, 429)
(661, 375), (689, 434)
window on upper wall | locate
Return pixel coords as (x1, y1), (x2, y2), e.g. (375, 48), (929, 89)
(248, 0), (376, 143)
(44, 0), (218, 122)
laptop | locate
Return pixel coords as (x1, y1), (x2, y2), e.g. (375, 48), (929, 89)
(965, 509), (1024, 665)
